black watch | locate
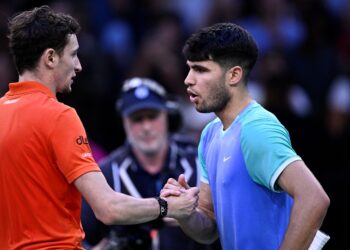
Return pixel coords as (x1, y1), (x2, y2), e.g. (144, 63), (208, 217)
(156, 196), (168, 218)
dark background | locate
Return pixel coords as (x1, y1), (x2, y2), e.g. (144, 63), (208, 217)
(1, 0), (349, 249)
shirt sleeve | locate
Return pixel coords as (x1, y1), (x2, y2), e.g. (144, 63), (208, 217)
(50, 108), (100, 183)
(198, 124), (211, 184)
(240, 118), (301, 191)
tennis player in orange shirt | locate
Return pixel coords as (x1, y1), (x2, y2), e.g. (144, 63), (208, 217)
(0, 5), (199, 250)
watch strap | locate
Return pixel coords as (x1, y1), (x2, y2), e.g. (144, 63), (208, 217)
(156, 196), (168, 218)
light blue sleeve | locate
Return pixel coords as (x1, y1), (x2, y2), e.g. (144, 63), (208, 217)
(198, 124), (211, 184)
(240, 118), (301, 191)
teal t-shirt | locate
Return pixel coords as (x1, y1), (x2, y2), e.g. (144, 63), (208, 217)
(198, 101), (301, 250)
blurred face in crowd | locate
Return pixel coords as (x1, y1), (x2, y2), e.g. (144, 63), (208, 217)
(123, 109), (168, 156)
(54, 34), (82, 93)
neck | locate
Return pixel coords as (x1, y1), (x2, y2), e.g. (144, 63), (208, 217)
(132, 145), (168, 175)
(217, 89), (252, 130)
(19, 70), (56, 95)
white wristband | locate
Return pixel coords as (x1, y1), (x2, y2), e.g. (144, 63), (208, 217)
(308, 230), (330, 250)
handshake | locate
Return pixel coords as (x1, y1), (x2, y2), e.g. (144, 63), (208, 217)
(159, 174), (200, 221)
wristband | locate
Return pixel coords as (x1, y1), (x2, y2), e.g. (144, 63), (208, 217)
(156, 196), (168, 218)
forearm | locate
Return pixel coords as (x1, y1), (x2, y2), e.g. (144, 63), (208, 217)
(75, 172), (160, 226)
(176, 208), (218, 244)
(279, 196), (329, 250)
(101, 192), (159, 225)
(276, 160), (330, 250)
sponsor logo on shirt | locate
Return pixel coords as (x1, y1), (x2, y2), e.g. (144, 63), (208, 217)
(223, 156), (231, 162)
(81, 152), (93, 158)
(4, 98), (20, 104)
(76, 135), (89, 145)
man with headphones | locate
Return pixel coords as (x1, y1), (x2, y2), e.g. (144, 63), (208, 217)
(81, 77), (218, 250)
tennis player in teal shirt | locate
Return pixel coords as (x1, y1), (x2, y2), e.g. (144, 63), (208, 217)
(199, 100), (298, 249)
(161, 22), (330, 249)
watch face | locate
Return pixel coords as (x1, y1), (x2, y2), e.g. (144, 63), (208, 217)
(157, 197), (168, 217)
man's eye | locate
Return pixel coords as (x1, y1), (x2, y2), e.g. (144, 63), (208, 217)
(130, 112), (160, 122)
(193, 67), (206, 73)
(148, 114), (158, 120)
(131, 116), (142, 122)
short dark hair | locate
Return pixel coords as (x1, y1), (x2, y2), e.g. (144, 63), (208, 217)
(183, 22), (258, 80)
(7, 5), (80, 74)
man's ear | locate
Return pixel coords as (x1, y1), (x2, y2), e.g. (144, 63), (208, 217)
(43, 48), (57, 69)
(226, 66), (243, 87)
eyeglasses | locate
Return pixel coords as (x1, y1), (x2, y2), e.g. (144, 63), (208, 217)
(122, 78), (166, 97)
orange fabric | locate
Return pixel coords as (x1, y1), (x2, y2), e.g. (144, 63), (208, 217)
(0, 81), (101, 249)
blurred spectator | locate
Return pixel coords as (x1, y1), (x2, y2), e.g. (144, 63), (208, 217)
(81, 77), (221, 250)
(254, 49), (318, 172)
(128, 12), (187, 96)
(238, 0), (306, 55)
(204, 0), (244, 25)
(287, 0), (338, 114)
(167, 0), (213, 33)
(100, 20), (135, 70)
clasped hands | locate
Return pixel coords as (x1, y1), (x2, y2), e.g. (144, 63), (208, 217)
(160, 174), (199, 221)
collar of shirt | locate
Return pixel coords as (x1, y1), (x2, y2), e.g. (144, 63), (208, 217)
(7, 81), (56, 100)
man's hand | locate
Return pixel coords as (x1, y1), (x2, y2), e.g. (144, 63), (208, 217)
(165, 186), (199, 220)
(159, 176), (218, 244)
(160, 174), (189, 197)
(178, 174), (190, 189)
(160, 174), (199, 220)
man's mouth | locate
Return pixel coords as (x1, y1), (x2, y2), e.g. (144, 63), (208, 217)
(187, 89), (199, 103)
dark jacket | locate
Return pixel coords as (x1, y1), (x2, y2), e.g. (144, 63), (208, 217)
(81, 135), (213, 250)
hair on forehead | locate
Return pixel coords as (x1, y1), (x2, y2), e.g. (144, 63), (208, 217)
(183, 22), (258, 78)
(7, 5), (80, 74)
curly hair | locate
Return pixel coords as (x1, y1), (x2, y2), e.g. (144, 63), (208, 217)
(7, 5), (80, 74)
